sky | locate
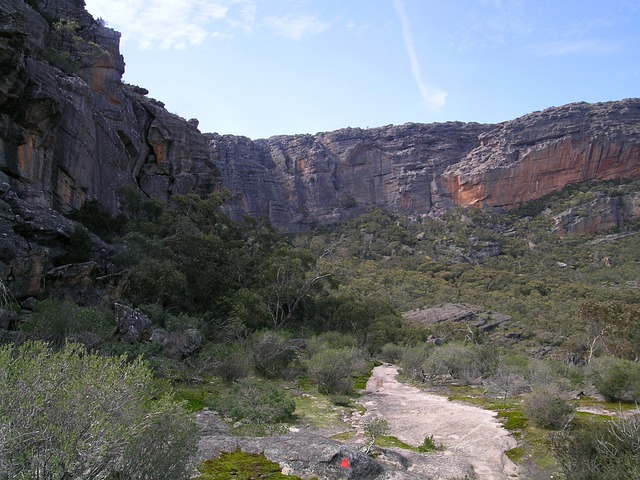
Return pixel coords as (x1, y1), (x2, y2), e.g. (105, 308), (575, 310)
(83, 0), (640, 140)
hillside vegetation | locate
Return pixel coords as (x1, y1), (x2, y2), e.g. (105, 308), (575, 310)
(1, 180), (639, 478)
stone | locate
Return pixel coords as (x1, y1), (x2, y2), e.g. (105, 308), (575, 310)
(114, 302), (153, 343)
(197, 432), (384, 480)
(151, 327), (202, 357)
(0, 308), (18, 330)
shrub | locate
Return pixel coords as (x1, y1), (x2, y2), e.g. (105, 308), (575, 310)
(199, 342), (252, 383)
(0, 341), (197, 479)
(422, 343), (496, 384)
(19, 300), (113, 349)
(307, 347), (357, 394)
(379, 342), (403, 363)
(589, 356), (640, 402)
(305, 331), (357, 357)
(399, 344), (433, 382)
(486, 366), (528, 400)
(208, 378), (295, 426)
(417, 435), (443, 452)
(364, 417), (390, 454)
(522, 386), (575, 430)
(552, 413), (640, 480)
(251, 330), (298, 379)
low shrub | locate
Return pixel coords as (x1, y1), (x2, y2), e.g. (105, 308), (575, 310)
(0, 341), (197, 479)
(522, 386), (575, 430)
(307, 347), (357, 394)
(589, 356), (640, 402)
(399, 344), (432, 382)
(552, 413), (640, 480)
(207, 378), (295, 426)
(379, 342), (403, 363)
(422, 343), (496, 384)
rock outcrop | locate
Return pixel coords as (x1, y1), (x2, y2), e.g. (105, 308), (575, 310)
(444, 101), (640, 211)
(2, 0), (640, 299)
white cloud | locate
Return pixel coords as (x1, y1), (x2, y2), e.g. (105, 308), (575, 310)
(393, 0), (447, 110)
(264, 14), (331, 40)
(85, 0), (252, 50)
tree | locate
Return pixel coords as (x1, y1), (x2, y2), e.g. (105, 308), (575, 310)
(259, 248), (330, 330)
(0, 341), (197, 479)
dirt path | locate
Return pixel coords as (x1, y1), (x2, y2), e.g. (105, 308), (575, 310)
(356, 364), (519, 480)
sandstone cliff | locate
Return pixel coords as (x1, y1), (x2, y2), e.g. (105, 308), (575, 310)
(2, 0), (640, 299)
(444, 101), (640, 211)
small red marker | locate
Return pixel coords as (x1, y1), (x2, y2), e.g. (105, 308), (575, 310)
(340, 457), (350, 469)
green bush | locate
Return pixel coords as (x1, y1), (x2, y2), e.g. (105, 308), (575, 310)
(399, 344), (433, 382)
(307, 347), (357, 394)
(417, 435), (443, 452)
(522, 386), (575, 430)
(589, 356), (640, 402)
(19, 300), (113, 348)
(379, 342), (403, 364)
(305, 331), (357, 357)
(56, 226), (93, 265)
(207, 378), (295, 426)
(552, 414), (640, 480)
(251, 330), (298, 379)
(0, 341), (197, 479)
(422, 343), (496, 384)
(199, 342), (252, 383)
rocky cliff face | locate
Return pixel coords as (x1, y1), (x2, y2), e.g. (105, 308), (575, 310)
(444, 101), (640, 211)
(211, 122), (488, 229)
(2, 0), (640, 298)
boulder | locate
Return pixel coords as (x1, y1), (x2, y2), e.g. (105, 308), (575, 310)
(197, 432), (383, 480)
(114, 303), (152, 343)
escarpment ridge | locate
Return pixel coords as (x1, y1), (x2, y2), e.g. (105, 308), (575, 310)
(2, 0), (640, 298)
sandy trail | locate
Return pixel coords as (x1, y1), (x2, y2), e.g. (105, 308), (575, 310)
(357, 365), (519, 480)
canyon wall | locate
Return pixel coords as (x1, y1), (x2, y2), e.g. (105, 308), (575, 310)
(1, 0), (640, 298)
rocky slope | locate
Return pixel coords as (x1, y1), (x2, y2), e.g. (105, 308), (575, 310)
(1, 0), (640, 298)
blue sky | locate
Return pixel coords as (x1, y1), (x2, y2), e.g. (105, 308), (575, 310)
(83, 0), (640, 139)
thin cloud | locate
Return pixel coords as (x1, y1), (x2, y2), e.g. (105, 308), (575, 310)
(85, 0), (252, 50)
(264, 14), (331, 40)
(393, 0), (447, 109)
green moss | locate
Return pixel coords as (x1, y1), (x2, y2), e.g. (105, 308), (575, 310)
(354, 363), (375, 390)
(498, 409), (528, 431)
(505, 446), (525, 463)
(375, 435), (443, 453)
(172, 385), (211, 412)
(331, 431), (355, 442)
(196, 449), (309, 479)
(375, 435), (416, 450)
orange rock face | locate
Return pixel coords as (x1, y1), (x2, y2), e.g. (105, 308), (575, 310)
(444, 101), (640, 211)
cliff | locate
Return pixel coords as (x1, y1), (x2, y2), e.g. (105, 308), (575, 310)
(1, 0), (640, 299)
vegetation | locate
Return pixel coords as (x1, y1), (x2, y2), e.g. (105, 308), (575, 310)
(552, 413), (640, 480)
(195, 449), (308, 480)
(1, 179), (639, 476)
(364, 418), (390, 454)
(0, 341), (197, 480)
(521, 386), (575, 430)
(207, 378), (296, 427)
